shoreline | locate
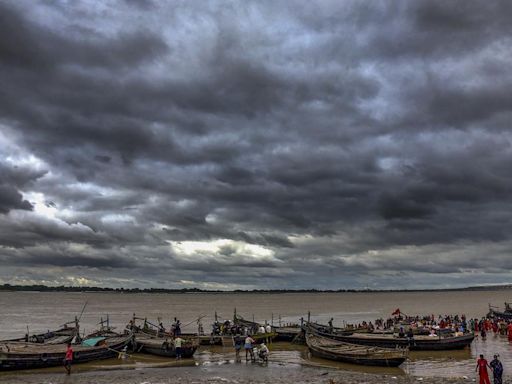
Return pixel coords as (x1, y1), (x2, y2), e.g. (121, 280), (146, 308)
(0, 362), (502, 384)
(1, 284), (512, 294)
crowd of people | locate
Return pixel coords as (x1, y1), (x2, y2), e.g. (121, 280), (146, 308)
(211, 319), (272, 336)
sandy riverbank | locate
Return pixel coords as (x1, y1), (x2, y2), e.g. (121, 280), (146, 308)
(1, 362), (509, 384)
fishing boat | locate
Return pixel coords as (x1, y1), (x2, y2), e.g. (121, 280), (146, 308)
(306, 322), (355, 336)
(197, 312), (277, 345)
(3, 323), (79, 345)
(135, 336), (198, 358)
(274, 325), (302, 341)
(487, 303), (512, 320)
(127, 316), (198, 357)
(232, 315), (277, 342)
(306, 333), (407, 367)
(307, 325), (474, 351)
(0, 333), (133, 371)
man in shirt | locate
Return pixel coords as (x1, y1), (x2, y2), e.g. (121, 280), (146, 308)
(174, 336), (183, 359)
(64, 343), (73, 374)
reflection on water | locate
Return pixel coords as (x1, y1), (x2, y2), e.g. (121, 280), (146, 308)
(1, 291), (512, 379)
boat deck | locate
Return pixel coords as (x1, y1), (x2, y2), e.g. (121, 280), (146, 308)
(0, 336), (128, 354)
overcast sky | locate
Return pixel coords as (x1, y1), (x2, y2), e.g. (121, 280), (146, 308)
(1, 0), (511, 290)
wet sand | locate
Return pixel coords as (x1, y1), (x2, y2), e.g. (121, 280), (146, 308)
(1, 345), (509, 384)
(0, 361), (507, 384)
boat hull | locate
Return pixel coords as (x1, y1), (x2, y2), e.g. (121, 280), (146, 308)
(309, 329), (474, 351)
(0, 335), (133, 371)
(137, 340), (197, 358)
(306, 334), (407, 367)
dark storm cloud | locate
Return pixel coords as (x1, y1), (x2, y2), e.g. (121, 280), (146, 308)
(0, 163), (46, 213)
(0, 0), (511, 289)
(0, 185), (33, 214)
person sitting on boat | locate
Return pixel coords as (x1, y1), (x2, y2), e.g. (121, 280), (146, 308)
(265, 324), (272, 333)
(258, 325), (265, 334)
(428, 328), (437, 337)
(406, 327), (414, 340)
(398, 326), (405, 338)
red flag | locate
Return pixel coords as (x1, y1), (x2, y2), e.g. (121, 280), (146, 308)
(391, 308), (401, 316)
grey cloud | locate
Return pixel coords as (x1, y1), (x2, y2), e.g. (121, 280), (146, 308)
(0, 163), (47, 214)
(0, 0), (511, 289)
(0, 185), (33, 214)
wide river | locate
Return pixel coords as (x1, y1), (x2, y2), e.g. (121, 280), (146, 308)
(0, 290), (511, 382)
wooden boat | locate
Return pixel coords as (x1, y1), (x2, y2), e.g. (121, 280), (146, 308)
(127, 316), (198, 357)
(0, 333), (133, 371)
(4, 325), (79, 345)
(274, 325), (302, 341)
(232, 315), (277, 342)
(306, 322), (355, 336)
(307, 325), (474, 351)
(3, 318), (80, 345)
(196, 314), (277, 345)
(306, 333), (407, 367)
(487, 303), (512, 320)
(135, 336), (198, 358)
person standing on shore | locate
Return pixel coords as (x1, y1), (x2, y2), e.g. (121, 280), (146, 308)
(64, 343), (73, 375)
(233, 334), (243, 362)
(490, 355), (503, 384)
(476, 354), (491, 384)
(244, 335), (255, 361)
(174, 336), (183, 359)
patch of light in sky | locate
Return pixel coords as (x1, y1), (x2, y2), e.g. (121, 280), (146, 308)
(170, 239), (274, 259)
(67, 182), (117, 196)
(23, 191), (58, 219)
(101, 213), (136, 224)
(67, 276), (95, 286)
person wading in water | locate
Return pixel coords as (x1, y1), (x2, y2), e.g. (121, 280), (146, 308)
(476, 354), (491, 384)
(490, 355), (503, 384)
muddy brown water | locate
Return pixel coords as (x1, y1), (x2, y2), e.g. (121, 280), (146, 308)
(0, 290), (511, 382)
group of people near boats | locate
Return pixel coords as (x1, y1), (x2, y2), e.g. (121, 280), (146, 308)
(212, 319), (272, 337)
(232, 334), (269, 362)
(474, 317), (512, 339)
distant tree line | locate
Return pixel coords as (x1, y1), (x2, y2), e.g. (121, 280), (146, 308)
(0, 283), (511, 293)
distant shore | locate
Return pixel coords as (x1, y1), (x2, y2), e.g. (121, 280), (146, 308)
(1, 283), (511, 294)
